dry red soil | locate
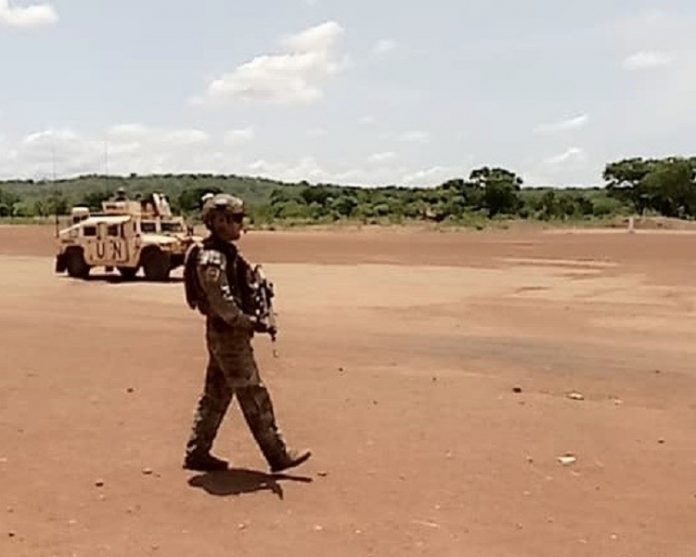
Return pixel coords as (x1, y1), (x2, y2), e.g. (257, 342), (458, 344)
(1, 225), (695, 556)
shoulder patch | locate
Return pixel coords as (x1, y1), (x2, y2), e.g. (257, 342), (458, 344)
(198, 249), (226, 269)
(204, 265), (222, 282)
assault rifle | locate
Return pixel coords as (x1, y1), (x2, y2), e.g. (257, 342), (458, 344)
(249, 264), (278, 343)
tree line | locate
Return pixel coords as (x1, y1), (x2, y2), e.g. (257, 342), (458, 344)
(0, 157), (694, 225)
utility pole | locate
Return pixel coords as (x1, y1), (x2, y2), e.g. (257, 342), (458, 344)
(52, 139), (58, 237)
(104, 139), (109, 189)
(51, 141), (56, 182)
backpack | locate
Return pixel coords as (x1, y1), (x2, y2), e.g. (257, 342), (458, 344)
(183, 243), (202, 310)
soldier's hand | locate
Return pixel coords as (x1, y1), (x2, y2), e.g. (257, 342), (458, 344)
(252, 318), (271, 334)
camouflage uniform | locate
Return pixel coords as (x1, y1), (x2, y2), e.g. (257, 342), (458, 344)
(184, 236), (296, 470)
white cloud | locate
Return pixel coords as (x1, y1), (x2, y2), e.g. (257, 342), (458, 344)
(1, 125), (220, 179)
(282, 20), (342, 52)
(15, 128), (101, 178)
(367, 151), (396, 164)
(202, 21), (345, 105)
(164, 129), (209, 145)
(0, 124), (472, 189)
(108, 141), (141, 156)
(544, 147), (586, 167)
(224, 127), (254, 146)
(107, 123), (150, 139)
(244, 156), (405, 186)
(23, 128), (78, 145)
(0, 0), (58, 29)
(402, 166), (462, 187)
(397, 130), (430, 143)
(247, 156), (328, 182)
(607, 8), (696, 134)
(107, 124), (209, 146)
(307, 127), (327, 137)
(623, 50), (672, 70)
(373, 39), (396, 56)
(534, 114), (589, 134)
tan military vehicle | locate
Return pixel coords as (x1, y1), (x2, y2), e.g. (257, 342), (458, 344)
(55, 193), (199, 281)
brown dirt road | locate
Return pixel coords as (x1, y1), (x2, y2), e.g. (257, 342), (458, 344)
(1, 226), (695, 556)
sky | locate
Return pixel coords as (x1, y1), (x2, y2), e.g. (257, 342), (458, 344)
(0, 0), (694, 187)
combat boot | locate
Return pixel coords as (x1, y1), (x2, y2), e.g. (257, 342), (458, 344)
(270, 448), (312, 473)
(183, 451), (229, 472)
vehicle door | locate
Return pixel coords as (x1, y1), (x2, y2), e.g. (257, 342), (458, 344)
(102, 222), (130, 264)
(81, 223), (101, 264)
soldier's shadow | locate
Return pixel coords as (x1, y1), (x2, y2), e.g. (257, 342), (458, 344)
(187, 468), (313, 500)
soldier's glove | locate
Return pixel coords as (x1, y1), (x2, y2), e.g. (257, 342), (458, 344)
(250, 318), (277, 341)
(251, 318), (271, 334)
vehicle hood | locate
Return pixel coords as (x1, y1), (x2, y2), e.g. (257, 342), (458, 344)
(140, 233), (179, 246)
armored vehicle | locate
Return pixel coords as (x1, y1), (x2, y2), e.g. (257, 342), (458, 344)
(55, 193), (199, 281)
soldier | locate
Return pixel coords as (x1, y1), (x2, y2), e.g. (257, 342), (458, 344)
(182, 193), (311, 473)
(114, 187), (128, 201)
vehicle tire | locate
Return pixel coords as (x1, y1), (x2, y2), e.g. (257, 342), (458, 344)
(118, 267), (138, 280)
(142, 250), (171, 282)
(66, 248), (90, 279)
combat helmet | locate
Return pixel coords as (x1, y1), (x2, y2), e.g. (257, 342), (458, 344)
(201, 193), (245, 228)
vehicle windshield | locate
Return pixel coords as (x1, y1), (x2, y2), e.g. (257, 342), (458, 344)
(161, 222), (184, 233)
(141, 221), (157, 233)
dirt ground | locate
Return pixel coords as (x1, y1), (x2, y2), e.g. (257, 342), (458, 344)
(1, 225), (695, 557)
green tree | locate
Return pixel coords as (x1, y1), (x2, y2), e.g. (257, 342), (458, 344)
(80, 190), (113, 211)
(641, 159), (696, 217)
(470, 167), (523, 217)
(330, 194), (358, 217)
(178, 186), (222, 213)
(604, 158), (653, 212)
(33, 200), (47, 216)
(575, 195), (594, 217)
(12, 202), (34, 218)
(537, 190), (558, 220)
(0, 187), (19, 209)
(604, 157), (696, 217)
(47, 192), (69, 215)
(439, 178), (484, 210)
(273, 200), (312, 219)
(300, 185), (332, 207)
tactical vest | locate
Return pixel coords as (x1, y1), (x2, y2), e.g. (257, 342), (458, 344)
(184, 236), (253, 315)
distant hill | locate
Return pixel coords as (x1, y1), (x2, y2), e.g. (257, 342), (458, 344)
(0, 173), (289, 207)
(1, 157), (693, 226)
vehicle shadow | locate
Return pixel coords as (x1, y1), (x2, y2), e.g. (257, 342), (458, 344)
(187, 468), (313, 500)
(60, 274), (183, 284)
(94, 275), (183, 285)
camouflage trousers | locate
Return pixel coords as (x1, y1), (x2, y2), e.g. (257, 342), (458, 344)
(185, 324), (288, 465)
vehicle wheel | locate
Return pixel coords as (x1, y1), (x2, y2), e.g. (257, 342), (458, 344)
(118, 267), (138, 280)
(66, 249), (90, 279)
(142, 250), (171, 281)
